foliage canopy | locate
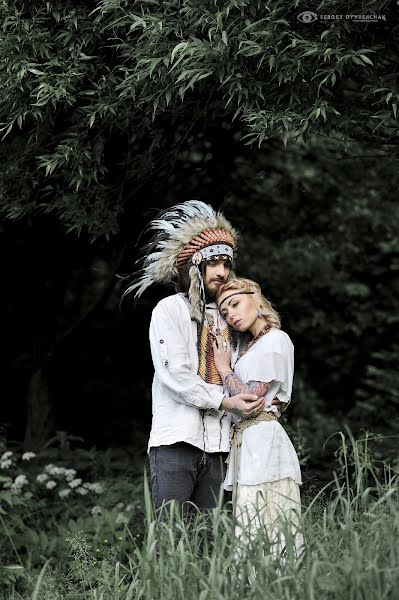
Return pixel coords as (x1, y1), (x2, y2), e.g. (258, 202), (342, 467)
(0, 0), (397, 237)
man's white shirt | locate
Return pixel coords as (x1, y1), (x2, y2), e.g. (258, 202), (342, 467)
(148, 293), (233, 453)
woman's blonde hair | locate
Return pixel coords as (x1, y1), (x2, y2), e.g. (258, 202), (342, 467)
(216, 277), (281, 329)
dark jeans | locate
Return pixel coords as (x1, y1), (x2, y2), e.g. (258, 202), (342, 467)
(149, 442), (228, 514)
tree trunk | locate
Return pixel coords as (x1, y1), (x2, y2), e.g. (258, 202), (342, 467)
(24, 367), (53, 451)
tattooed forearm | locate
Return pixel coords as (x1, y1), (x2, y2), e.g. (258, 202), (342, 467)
(223, 372), (269, 398)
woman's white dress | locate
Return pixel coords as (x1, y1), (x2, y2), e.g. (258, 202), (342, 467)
(225, 328), (303, 558)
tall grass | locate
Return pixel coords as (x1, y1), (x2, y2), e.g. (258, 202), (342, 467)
(4, 431), (399, 599)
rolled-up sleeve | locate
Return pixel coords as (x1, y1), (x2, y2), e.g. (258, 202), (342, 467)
(149, 301), (224, 411)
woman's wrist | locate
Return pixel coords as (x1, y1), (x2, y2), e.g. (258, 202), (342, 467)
(221, 369), (234, 383)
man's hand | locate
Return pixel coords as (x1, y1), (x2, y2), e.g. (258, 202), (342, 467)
(221, 394), (265, 419)
(271, 398), (283, 411)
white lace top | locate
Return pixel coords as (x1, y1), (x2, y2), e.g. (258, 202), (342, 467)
(224, 329), (302, 489)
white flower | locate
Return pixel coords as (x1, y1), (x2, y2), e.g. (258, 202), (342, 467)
(0, 459), (12, 469)
(116, 502), (124, 510)
(125, 503), (134, 512)
(14, 475), (28, 487)
(46, 465), (66, 476)
(83, 482), (103, 494)
(36, 473), (49, 483)
(1, 451), (13, 461)
(91, 505), (102, 516)
(115, 513), (128, 525)
(69, 478), (82, 488)
(64, 469), (77, 481)
(9, 475), (27, 494)
(22, 452), (36, 461)
(59, 488), (71, 498)
(46, 480), (57, 489)
(76, 487), (88, 495)
(3, 481), (12, 488)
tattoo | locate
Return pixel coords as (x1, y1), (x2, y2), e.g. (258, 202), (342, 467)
(223, 372), (269, 398)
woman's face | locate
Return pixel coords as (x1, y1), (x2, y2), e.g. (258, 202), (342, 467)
(218, 291), (258, 332)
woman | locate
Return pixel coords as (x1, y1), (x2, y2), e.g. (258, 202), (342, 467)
(213, 277), (303, 560)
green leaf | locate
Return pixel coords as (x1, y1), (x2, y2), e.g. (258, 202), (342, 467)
(27, 68), (45, 75)
(0, 491), (13, 506)
(269, 55), (275, 71)
(171, 42), (187, 63)
(358, 54), (374, 66)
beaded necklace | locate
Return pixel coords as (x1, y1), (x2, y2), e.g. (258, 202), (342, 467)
(198, 308), (230, 384)
(238, 322), (272, 359)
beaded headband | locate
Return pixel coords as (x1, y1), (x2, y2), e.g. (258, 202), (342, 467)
(176, 229), (235, 270)
(217, 291), (255, 312)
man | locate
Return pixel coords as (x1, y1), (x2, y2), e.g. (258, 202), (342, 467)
(125, 200), (265, 512)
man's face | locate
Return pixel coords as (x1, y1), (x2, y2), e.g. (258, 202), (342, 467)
(203, 258), (231, 298)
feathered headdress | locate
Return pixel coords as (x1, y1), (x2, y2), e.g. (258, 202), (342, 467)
(124, 200), (238, 321)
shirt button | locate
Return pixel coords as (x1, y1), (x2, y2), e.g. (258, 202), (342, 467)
(164, 360), (168, 366)
(160, 339), (164, 344)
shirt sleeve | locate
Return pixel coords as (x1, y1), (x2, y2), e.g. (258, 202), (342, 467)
(241, 331), (294, 405)
(149, 300), (225, 411)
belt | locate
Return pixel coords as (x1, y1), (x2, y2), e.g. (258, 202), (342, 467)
(229, 411), (280, 518)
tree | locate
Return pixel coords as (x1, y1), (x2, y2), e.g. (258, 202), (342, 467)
(0, 0), (398, 234)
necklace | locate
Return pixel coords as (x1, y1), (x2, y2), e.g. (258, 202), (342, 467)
(238, 323), (272, 359)
(197, 309), (230, 384)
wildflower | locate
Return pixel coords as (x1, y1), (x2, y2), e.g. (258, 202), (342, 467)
(125, 503), (134, 512)
(91, 506), (102, 516)
(59, 488), (71, 498)
(46, 465), (66, 476)
(36, 473), (49, 483)
(10, 483), (22, 495)
(64, 469), (77, 481)
(46, 480), (57, 489)
(115, 513), (128, 525)
(76, 487), (88, 495)
(116, 502), (124, 509)
(69, 478), (82, 488)
(10, 474), (28, 495)
(0, 451), (13, 461)
(83, 482), (103, 494)
(22, 452), (36, 461)
(0, 459), (12, 469)
(15, 475), (28, 486)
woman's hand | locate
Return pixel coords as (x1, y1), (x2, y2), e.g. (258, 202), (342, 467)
(213, 336), (232, 376)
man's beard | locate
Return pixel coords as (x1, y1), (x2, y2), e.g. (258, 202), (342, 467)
(205, 289), (216, 302)
(205, 280), (224, 302)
